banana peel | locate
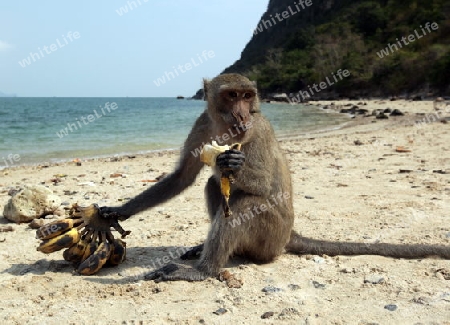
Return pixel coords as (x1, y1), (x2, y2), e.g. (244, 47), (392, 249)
(200, 141), (241, 217)
(37, 227), (81, 254)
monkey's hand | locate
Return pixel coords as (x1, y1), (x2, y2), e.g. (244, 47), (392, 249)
(144, 263), (208, 282)
(99, 206), (130, 221)
(216, 149), (246, 172)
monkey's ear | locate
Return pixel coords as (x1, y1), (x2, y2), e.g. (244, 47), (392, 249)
(252, 80), (257, 88)
(203, 78), (210, 100)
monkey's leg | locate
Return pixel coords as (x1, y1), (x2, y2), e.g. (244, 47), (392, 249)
(181, 176), (222, 260)
(145, 205), (241, 282)
(145, 217), (236, 282)
(196, 193), (292, 274)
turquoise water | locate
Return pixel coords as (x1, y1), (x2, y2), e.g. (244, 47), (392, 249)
(0, 98), (349, 167)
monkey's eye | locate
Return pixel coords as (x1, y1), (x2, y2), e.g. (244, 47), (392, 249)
(243, 92), (253, 99)
(228, 91), (238, 98)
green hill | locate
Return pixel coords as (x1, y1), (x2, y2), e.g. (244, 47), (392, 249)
(222, 0), (450, 98)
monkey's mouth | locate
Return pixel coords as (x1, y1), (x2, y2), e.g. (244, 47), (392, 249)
(232, 118), (253, 133)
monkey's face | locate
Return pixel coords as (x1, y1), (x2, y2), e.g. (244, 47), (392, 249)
(216, 87), (257, 133)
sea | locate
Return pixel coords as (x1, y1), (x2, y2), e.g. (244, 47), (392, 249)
(0, 98), (350, 168)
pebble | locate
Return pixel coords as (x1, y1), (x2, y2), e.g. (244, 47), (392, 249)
(312, 281), (326, 289)
(261, 311), (274, 319)
(436, 268), (450, 280)
(213, 308), (227, 316)
(390, 109), (404, 116)
(0, 226), (14, 232)
(384, 304), (397, 311)
(7, 188), (20, 196)
(313, 256), (325, 264)
(28, 219), (45, 229)
(262, 286), (283, 293)
(376, 112), (389, 119)
(364, 274), (385, 284)
(278, 307), (300, 319)
(77, 181), (95, 186)
(288, 284), (300, 290)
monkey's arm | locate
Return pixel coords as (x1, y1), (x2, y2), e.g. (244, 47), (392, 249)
(216, 147), (275, 199)
(102, 112), (211, 220)
(219, 124), (276, 198)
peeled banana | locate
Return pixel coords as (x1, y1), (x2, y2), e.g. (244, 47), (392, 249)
(200, 141), (241, 217)
(200, 141), (232, 167)
(37, 227), (80, 254)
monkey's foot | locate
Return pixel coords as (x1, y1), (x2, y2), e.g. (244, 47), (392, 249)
(180, 244), (204, 260)
(144, 263), (208, 282)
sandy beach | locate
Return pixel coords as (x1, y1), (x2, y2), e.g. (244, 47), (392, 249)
(0, 100), (449, 324)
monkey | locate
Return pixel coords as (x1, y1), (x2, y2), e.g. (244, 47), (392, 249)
(100, 73), (450, 282)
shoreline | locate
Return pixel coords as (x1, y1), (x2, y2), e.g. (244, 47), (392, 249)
(1, 102), (352, 171)
(1, 99), (439, 171)
(1, 99), (442, 174)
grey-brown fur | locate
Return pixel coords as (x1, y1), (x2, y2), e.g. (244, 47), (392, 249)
(102, 73), (449, 282)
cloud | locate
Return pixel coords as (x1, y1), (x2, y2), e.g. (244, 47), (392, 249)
(0, 40), (13, 51)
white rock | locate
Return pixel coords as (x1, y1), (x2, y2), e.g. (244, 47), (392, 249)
(2, 185), (62, 223)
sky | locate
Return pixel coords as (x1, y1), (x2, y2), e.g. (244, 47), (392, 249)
(0, 1), (267, 97)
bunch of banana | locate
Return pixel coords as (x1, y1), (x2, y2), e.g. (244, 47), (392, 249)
(35, 203), (129, 275)
(200, 141), (242, 217)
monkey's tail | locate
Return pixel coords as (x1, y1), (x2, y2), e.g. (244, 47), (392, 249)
(286, 231), (450, 259)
